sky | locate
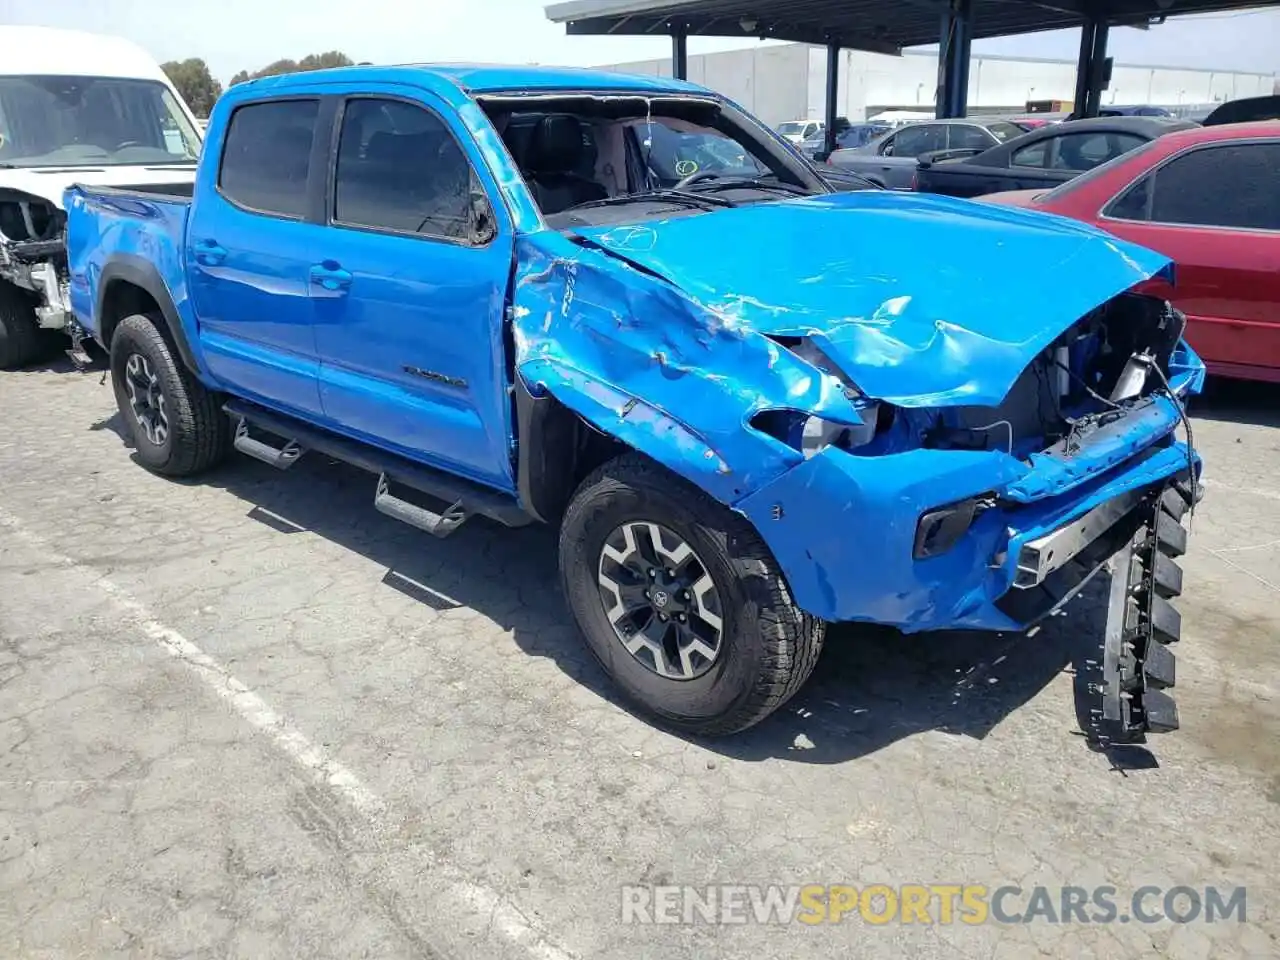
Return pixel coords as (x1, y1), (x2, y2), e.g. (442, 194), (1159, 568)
(0, 0), (1276, 83)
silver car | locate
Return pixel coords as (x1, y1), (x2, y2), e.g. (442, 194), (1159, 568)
(826, 118), (1027, 189)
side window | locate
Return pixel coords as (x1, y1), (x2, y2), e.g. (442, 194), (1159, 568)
(1106, 174), (1152, 221)
(334, 98), (475, 241)
(218, 99), (319, 218)
(1051, 132), (1146, 171)
(892, 124), (945, 157)
(1148, 143), (1280, 230)
(948, 125), (995, 151)
(1012, 139), (1051, 168)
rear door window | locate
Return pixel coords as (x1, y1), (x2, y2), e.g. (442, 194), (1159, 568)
(218, 99), (319, 218)
(1012, 139), (1051, 168)
(1146, 143), (1280, 230)
(948, 125), (995, 151)
(890, 124), (945, 157)
(1049, 132), (1146, 171)
(333, 97), (475, 241)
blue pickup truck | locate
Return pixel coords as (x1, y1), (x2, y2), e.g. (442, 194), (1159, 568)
(65, 64), (1204, 740)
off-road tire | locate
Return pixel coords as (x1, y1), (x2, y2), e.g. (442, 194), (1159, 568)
(559, 453), (826, 736)
(109, 312), (228, 476)
(0, 283), (50, 370)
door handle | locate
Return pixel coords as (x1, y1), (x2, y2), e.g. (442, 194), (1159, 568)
(194, 240), (226, 266)
(309, 262), (352, 293)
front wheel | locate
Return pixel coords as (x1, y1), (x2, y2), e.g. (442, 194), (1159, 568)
(109, 312), (229, 476)
(559, 453), (825, 736)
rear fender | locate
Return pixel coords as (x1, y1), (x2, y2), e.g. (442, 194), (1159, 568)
(510, 232), (863, 506)
(96, 255), (207, 377)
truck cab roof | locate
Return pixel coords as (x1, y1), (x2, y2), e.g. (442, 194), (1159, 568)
(230, 63), (709, 99)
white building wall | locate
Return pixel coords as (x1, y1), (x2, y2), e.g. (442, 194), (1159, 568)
(599, 44), (1277, 124)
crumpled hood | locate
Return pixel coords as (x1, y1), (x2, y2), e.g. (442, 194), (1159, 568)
(574, 190), (1173, 407)
(0, 165), (196, 209)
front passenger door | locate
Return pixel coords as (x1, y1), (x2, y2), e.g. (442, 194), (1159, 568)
(312, 92), (518, 492)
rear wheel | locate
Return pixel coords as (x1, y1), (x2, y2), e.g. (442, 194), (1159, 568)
(109, 312), (229, 476)
(559, 453), (825, 736)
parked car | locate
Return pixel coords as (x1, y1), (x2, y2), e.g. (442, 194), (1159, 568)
(826, 117), (1026, 189)
(0, 27), (204, 370)
(1099, 105), (1173, 118)
(914, 116), (1194, 199)
(1010, 115), (1061, 130)
(66, 64), (1204, 741)
(1202, 95), (1280, 126)
(776, 119), (823, 144)
(981, 121), (1280, 383)
(799, 122), (891, 161)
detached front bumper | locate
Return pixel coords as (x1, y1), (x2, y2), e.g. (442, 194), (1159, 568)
(735, 403), (1199, 634)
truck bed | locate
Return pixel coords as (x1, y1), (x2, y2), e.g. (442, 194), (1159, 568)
(64, 183), (192, 346)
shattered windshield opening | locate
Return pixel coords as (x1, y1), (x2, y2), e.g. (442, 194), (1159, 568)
(0, 75), (201, 168)
(482, 93), (820, 229)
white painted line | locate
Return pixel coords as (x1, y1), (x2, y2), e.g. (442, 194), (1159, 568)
(1208, 547), (1280, 597)
(0, 509), (576, 960)
(1201, 477), (1280, 502)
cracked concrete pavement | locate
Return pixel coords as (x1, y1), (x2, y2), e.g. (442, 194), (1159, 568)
(1, 358), (1278, 959)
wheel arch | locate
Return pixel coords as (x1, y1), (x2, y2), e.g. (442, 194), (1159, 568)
(515, 372), (626, 524)
(514, 362), (750, 523)
(96, 257), (199, 375)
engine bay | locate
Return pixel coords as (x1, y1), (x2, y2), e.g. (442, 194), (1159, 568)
(857, 293), (1189, 460)
(0, 187), (71, 329)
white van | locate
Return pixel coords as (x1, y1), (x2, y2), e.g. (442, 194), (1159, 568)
(0, 26), (203, 368)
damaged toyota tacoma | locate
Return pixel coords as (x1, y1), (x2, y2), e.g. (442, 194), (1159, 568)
(64, 65), (1205, 740)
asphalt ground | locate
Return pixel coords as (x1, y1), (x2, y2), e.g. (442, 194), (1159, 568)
(1, 357), (1277, 959)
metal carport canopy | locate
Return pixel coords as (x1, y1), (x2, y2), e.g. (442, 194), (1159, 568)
(544, 0), (1276, 57)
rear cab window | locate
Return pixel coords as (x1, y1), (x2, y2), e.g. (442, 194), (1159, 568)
(218, 99), (319, 218)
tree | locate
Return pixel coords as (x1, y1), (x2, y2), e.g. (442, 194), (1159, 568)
(228, 52), (354, 86)
(160, 58), (222, 117)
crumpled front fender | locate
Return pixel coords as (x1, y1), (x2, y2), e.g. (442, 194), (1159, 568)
(510, 232), (863, 504)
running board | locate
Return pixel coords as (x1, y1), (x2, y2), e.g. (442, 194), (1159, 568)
(234, 417), (305, 470)
(222, 399), (533, 531)
(375, 474), (469, 538)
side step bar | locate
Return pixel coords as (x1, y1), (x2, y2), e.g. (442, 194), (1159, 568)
(374, 473), (469, 538)
(223, 399), (533, 537)
(234, 417), (305, 470)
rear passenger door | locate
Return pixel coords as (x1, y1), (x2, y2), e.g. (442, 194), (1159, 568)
(311, 90), (518, 491)
(187, 97), (329, 416)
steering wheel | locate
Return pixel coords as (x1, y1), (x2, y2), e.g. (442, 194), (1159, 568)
(113, 140), (144, 151)
(673, 169), (721, 191)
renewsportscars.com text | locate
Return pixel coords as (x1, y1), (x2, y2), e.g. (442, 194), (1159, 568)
(621, 884), (1247, 926)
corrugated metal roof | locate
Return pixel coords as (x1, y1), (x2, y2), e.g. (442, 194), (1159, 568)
(545, 0), (1279, 56)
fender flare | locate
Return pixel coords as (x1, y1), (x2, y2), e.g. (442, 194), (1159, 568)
(96, 255), (201, 375)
